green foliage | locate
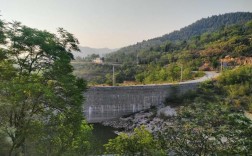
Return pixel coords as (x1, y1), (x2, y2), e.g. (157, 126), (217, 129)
(159, 102), (252, 155)
(0, 20), (92, 155)
(105, 73), (113, 85)
(72, 62), (113, 84)
(104, 126), (165, 156)
(106, 12), (252, 63)
(73, 14), (252, 86)
(95, 15), (252, 86)
(217, 66), (252, 112)
(83, 53), (100, 62)
(218, 66), (252, 85)
(103, 71), (252, 155)
(133, 64), (197, 84)
(157, 66), (252, 155)
(31, 119), (93, 156)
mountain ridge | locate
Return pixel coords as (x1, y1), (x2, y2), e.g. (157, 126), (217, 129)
(108, 12), (252, 58)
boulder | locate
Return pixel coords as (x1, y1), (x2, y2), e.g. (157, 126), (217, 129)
(157, 106), (177, 117)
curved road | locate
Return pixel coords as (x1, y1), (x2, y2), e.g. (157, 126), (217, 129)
(92, 71), (219, 88)
(123, 71), (219, 87)
(180, 71), (219, 84)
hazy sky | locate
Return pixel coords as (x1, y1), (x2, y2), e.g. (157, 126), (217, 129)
(1, 0), (252, 48)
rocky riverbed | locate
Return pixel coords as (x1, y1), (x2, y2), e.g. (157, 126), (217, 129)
(102, 105), (178, 134)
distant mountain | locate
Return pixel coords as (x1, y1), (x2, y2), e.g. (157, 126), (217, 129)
(72, 46), (117, 59)
(109, 12), (252, 57)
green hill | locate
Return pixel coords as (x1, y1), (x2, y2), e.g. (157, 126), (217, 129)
(106, 12), (252, 63)
(74, 12), (252, 85)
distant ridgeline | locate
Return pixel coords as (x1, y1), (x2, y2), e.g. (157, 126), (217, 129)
(106, 12), (252, 63)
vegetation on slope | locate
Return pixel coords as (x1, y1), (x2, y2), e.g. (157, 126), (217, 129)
(74, 15), (252, 85)
(1, 12), (251, 155)
(104, 65), (252, 155)
(106, 12), (252, 61)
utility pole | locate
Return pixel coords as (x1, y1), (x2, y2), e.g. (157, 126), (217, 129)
(180, 64), (183, 82)
(112, 65), (115, 86)
(220, 59), (223, 72)
(137, 54), (139, 65)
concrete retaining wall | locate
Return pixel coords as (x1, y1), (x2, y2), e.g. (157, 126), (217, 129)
(84, 82), (199, 123)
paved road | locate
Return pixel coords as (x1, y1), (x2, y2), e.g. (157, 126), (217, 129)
(180, 71), (219, 84)
(139, 71), (219, 86)
(97, 71), (220, 87)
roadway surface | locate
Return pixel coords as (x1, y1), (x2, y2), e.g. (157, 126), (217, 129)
(180, 71), (219, 84)
(137, 71), (219, 86)
(97, 71), (220, 87)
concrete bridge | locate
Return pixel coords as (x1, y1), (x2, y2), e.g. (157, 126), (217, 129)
(84, 72), (218, 123)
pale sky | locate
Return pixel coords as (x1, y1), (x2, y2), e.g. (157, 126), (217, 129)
(1, 0), (252, 48)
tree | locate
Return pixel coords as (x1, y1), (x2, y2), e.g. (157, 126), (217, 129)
(84, 53), (99, 62)
(158, 67), (252, 155)
(0, 21), (92, 155)
(167, 63), (180, 82)
(159, 101), (252, 155)
(104, 126), (165, 156)
(217, 65), (252, 112)
(0, 18), (5, 44)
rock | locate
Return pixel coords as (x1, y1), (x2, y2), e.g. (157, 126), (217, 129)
(157, 106), (177, 117)
(102, 105), (178, 135)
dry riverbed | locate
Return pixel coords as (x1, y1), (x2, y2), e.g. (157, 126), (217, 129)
(102, 104), (178, 134)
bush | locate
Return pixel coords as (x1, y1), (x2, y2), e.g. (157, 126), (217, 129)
(104, 126), (165, 155)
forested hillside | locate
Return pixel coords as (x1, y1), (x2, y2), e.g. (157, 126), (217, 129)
(106, 12), (252, 63)
(131, 19), (252, 84)
(74, 15), (252, 85)
(1, 10), (251, 155)
(104, 65), (252, 155)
